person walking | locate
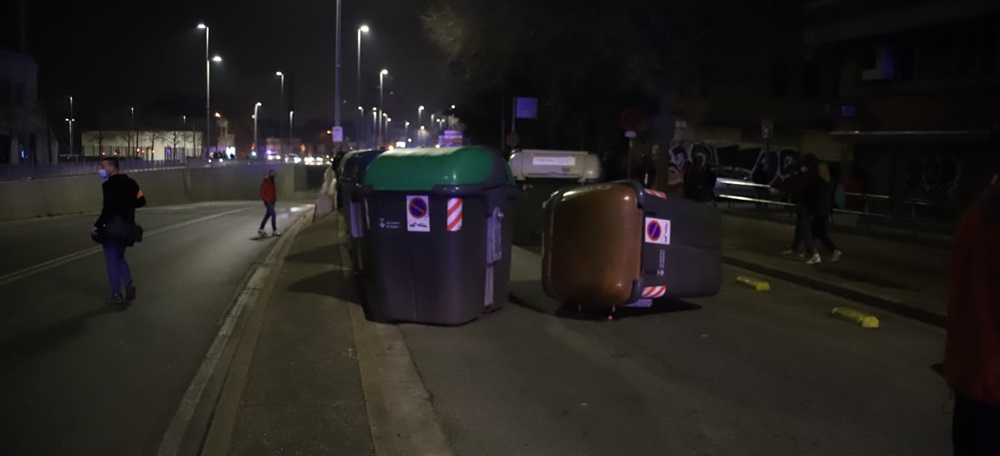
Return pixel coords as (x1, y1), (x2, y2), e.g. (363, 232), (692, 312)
(258, 170), (280, 237)
(774, 154), (822, 264)
(91, 157), (146, 305)
(945, 171), (1000, 456)
(811, 161), (843, 262)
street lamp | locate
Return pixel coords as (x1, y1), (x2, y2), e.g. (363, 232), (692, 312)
(275, 71), (286, 153)
(289, 110), (295, 150)
(129, 106), (135, 158)
(378, 69), (388, 145)
(67, 96), (74, 160)
(334, 0), (343, 133)
(404, 120), (410, 145)
(198, 23), (223, 158)
(417, 105), (424, 145)
(253, 102), (262, 155)
(357, 25), (370, 143)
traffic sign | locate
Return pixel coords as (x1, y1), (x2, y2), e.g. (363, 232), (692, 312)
(332, 126), (344, 142)
(406, 195), (430, 232)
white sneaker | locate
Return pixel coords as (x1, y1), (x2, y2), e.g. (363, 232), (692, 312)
(831, 250), (843, 262)
(806, 253), (822, 265)
(258, 229), (267, 237)
(272, 230), (282, 237)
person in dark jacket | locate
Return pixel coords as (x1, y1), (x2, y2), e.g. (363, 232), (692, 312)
(810, 162), (843, 262)
(258, 170), (280, 237)
(774, 154), (822, 264)
(91, 157), (145, 305)
(945, 171), (1000, 455)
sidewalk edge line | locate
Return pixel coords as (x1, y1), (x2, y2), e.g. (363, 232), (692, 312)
(155, 210), (311, 456)
(722, 255), (946, 328)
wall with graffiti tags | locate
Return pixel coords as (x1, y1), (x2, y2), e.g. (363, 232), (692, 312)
(667, 141), (802, 185)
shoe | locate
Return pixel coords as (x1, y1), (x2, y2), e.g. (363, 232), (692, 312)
(272, 230), (282, 237)
(125, 284), (137, 301)
(782, 250), (795, 256)
(831, 250), (843, 263)
(806, 253), (822, 265)
(106, 294), (125, 305)
(258, 229), (267, 237)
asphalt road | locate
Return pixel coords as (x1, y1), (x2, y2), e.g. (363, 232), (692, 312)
(397, 247), (952, 456)
(0, 201), (310, 456)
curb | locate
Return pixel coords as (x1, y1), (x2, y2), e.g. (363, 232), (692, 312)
(722, 255), (946, 328)
(194, 210), (313, 456)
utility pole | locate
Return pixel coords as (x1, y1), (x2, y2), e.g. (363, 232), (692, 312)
(334, 0), (343, 145)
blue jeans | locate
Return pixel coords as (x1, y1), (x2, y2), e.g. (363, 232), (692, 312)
(103, 240), (133, 296)
(259, 202), (277, 231)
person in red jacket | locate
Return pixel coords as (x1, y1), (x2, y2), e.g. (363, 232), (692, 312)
(258, 170), (280, 237)
(945, 170), (1000, 455)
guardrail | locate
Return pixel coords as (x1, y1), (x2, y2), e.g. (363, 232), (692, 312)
(714, 178), (960, 234)
(0, 160), (188, 181)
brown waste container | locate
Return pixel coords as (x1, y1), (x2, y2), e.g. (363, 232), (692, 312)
(542, 180), (722, 309)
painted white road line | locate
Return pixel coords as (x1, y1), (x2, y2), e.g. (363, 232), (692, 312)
(156, 211), (310, 456)
(0, 207), (249, 288)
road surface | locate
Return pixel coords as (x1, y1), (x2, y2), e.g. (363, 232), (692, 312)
(0, 201), (310, 456)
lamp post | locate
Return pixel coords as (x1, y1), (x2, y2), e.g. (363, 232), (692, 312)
(357, 25), (369, 143)
(275, 71), (285, 153)
(66, 96), (74, 160)
(253, 102), (262, 155)
(129, 106), (135, 158)
(334, 0), (343, 133)
(417, 106), (424, 145)
(289, 110), (295, 154)
(378, 69), (388, 145)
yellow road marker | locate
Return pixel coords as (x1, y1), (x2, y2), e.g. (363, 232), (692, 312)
(830, 306), (880, 329)
(736, 275), (771, 291)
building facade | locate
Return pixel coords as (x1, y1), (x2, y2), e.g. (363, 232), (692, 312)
(670, 0), (1000, 209)
(0, 51), (58, 165)
(81, 130), (204, 161)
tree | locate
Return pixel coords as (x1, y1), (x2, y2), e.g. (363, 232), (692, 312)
(423, 0), (800, 189)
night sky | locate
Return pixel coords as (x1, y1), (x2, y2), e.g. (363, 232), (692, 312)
(6, 0), (457, 133)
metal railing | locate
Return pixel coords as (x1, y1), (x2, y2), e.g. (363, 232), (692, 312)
(0, 161), (187, 181)
(714, 178), (961, 234)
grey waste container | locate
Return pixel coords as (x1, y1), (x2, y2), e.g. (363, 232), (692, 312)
(508, 149), (602, 245)
(358, 146), (516, 325)
(336, 149), (386, 273)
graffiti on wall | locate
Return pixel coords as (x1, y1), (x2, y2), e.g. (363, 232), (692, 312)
(903, 156), (961, 200)
(667, 141), (802, 185)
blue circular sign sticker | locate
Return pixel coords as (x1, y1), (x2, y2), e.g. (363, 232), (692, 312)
(646, 220), (661, 241)
(408, 198), (428, 218)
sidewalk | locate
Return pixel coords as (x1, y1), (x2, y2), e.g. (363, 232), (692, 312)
(198, 213), (451, 456)
(201, 214), (376, 456)
(721, 213), (949, 327)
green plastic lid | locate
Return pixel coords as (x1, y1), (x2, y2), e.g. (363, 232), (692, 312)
(363, 146), (509, 191)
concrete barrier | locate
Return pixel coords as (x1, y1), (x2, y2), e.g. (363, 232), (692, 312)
(0, 163), (321, 221)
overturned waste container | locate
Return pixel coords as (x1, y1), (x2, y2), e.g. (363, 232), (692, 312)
(508, 149), (602, 245)
(542, 180), (721, 310)
(336, 149), (386, 273)
(358, 146), (516, 325)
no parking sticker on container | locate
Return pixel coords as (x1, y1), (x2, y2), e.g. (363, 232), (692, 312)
(406, 196), (430, 232)
(644, 217), (671, 245)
